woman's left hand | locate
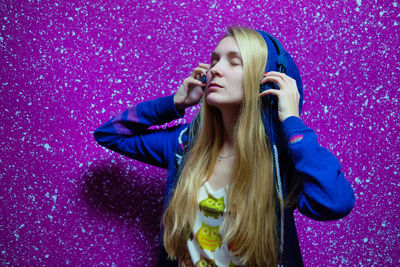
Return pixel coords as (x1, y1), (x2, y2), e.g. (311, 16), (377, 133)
(259, 71), (300, 123)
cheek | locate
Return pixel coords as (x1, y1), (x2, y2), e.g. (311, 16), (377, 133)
(232, 70), (243, 86)
(232, 74), (244, 96)
(206, 71), (212, 85)
(236, 90), (244, 102)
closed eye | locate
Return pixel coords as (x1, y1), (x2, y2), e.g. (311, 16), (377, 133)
(210, 51), (242, 66)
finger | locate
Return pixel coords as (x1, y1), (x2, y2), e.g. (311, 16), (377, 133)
(259, 89), (280, 98)
(196, 64), (211, 75)
(264, 72), (296, 84)
(260, 76), (284, 86)
(260, 76), (291, 89)
(264, 71), (286, 77)
(264, 71), (292, 78)
(191, 67), (208, 78)
(185, 77), (205, 87)
(198, 63), (211, 69)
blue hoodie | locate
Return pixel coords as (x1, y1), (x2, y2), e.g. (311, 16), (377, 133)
(94, 32), (355, 267)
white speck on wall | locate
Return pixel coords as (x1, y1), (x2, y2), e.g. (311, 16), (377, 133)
(43, 143), (51, 151)
(13, 231), (19, 240)
(147, 35), (151, 39)
(363, 238), (368, 242)
(28, 194), (36, 202)
(356, 0), (361, 6)
(324, 106), (329, 114)
(95, 47), (103, 56)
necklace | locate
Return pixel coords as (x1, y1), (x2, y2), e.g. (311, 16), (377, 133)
(217, 153), (235, 161)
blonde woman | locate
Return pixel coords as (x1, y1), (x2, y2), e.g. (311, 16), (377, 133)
(94, 27), (355, 266)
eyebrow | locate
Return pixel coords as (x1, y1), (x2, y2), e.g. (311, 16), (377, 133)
(211, 51), (242, 59)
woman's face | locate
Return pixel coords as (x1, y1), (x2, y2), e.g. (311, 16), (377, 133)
(205, 36), (244, 110)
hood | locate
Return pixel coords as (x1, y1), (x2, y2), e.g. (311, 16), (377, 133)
(257, 30), (303, 114)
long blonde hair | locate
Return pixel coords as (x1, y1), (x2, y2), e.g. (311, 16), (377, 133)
(163, 27), (278, 266)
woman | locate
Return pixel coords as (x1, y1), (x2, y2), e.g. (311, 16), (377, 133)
(94, 27), (355, 266)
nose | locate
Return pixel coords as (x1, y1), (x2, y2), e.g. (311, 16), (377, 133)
(209, 62), (222, 77)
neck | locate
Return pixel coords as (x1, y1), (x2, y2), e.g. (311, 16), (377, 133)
(219, 105), (240, 152)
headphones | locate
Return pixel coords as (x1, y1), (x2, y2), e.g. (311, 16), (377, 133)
(201, 30), (289, 106)
(256, 30), (289, 93)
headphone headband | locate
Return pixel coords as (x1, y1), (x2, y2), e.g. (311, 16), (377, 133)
(256, 29), (304, 114)
(256, 30), (288, 74)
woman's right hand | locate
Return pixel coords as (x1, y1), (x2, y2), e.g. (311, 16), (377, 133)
(174, 63), (210, 111)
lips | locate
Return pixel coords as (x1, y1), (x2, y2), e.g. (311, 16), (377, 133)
(208, 82), (222, 90)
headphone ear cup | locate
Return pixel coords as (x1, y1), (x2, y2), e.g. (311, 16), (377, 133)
(201, 76), (206, 91)
(277, 53), (288, 74)
(260, 79), (280, 93)
(259, 81), (276, 93)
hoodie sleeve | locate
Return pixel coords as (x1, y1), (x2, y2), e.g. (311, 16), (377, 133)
(93, 95), (185, 169)
(281, 116), (355, 221)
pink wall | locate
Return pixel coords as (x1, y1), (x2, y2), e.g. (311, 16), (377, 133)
(1, 0), (399, 266)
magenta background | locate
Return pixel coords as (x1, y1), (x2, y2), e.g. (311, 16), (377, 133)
(1, 0), (399, 266)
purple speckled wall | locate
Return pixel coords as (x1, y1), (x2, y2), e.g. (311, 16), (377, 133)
(1, 0), (399, 266)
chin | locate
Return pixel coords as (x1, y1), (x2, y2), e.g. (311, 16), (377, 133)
(205, 94), (222, 108)
(206, 97), (241, 112)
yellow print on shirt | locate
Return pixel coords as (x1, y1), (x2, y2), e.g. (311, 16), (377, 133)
(195, 254), (217, 267)
(180, 248), (195, 267)
(199, 195), (225, 219)
(196, 222), (222, 252)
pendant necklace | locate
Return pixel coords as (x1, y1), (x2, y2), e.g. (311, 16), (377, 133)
(217, 153), (235, 161)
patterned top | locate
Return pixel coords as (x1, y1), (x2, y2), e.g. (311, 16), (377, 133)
(179, 182), (242, 267)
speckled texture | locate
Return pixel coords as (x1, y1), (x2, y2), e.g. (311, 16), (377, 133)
(1, 0), (399, 266)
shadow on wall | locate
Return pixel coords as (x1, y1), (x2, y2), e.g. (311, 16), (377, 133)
(80, 161), (165, 232)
